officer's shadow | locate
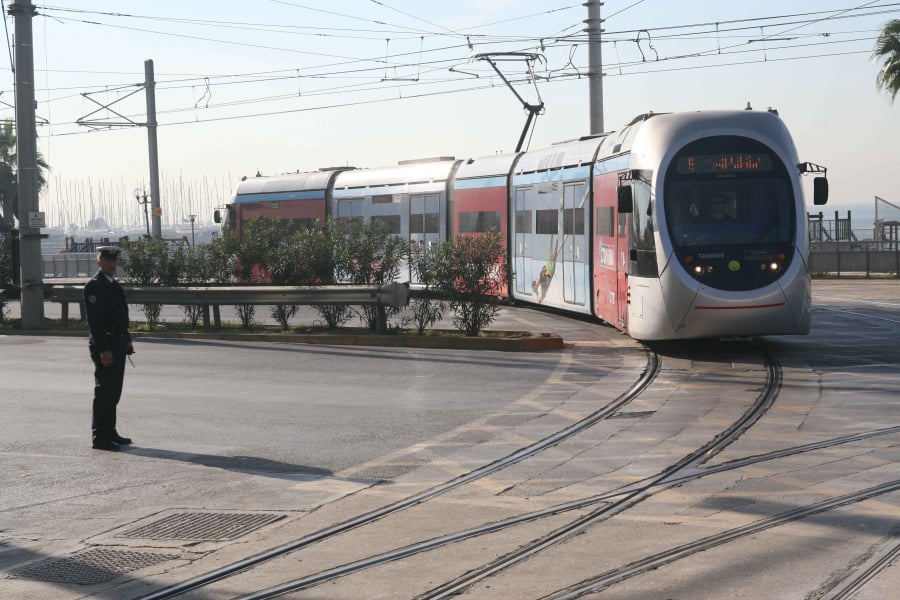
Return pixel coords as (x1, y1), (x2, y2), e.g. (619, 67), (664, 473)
(124, 446), (352, 483)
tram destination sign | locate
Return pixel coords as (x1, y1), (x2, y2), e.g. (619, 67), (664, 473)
(677, 153), (773, 174)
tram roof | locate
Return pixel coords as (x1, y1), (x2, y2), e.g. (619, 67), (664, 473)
(455, 152), (520, 180)
(513, 137), (606, 174)
(333, 159), (459, 189)
(235, 170), (336, 195)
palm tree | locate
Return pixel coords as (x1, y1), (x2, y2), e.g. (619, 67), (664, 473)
(873, 19), (900, 104)
(0, 120), (49, 234)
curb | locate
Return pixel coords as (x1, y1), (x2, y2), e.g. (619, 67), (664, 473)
(2, 328), (565, 352)
(130, 330), (565, 352)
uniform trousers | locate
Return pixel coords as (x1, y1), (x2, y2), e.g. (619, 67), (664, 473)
(90, 334), (127, 439)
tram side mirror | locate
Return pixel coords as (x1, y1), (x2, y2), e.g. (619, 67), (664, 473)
(213, 209), (222, 224)
(617, 186), (634, 214)
(813, 177), (828, 205)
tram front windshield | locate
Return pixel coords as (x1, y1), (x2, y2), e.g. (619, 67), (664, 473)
(664, 139), (795, 249)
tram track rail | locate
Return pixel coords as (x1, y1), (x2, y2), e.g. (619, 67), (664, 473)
(410, 340), (781, 600)
(819, 539), (900, 600)
(232, 425), (900, 599)
(137, 347), (662, 600)
(545, 480), (900, 599)
(140, 327), (898, 600)
(223, 339), (782, 599)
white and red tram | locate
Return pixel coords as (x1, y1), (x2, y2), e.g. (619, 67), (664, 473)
(216, 109), (828, 340)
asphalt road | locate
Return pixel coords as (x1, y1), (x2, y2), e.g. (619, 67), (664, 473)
(1, 279), (897, 600)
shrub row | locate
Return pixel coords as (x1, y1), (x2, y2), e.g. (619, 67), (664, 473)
(120, 217), (507, 336)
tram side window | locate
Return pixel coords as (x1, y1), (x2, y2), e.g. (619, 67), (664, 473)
(515, 210), (533, 233)
(337, 198), (364, 230)
(630, 181), (658, 278)
(536, 209), (558, 235)
(411, 195), (441, 234)
(596, 207), (614, 237)
(372, 194), (399, 204)
(288, 218), (318, 232)
(410, 213), (440, 234)
(563, 209), (584, 235)
(371, 215), (402, 234)
(459, 211), (501, 233)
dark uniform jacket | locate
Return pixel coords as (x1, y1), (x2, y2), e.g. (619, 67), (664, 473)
(84, 271), (132, 353)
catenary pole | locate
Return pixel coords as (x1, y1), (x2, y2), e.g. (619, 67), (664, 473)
(9, 0), (44, 328)
(585, 0), (605, 134)
(145, 59), (162, 238)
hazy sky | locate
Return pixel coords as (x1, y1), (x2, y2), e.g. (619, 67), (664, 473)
(5, 1), (899, 227)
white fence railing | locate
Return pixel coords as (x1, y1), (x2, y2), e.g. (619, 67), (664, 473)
(809, 241), (900, 277)
(42, 253), (128, 279)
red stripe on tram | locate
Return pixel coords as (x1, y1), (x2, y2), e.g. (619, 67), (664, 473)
(695, 303), (786, 310)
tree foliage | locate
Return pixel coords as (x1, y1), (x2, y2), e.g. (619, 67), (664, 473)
(407, 241), (445, 334)
(874, 19), (900, 104)
(433, 231), (507, 337)
(113, 217), (507, 336)
(0, 120), (49, 234)
(336, 218), (409, 331)
(122, 237), (184, 329)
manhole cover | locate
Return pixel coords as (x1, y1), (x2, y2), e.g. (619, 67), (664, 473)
(9, 548), (178, 585)
(119, 512), (285, 541)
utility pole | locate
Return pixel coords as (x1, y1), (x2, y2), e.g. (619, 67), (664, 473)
(77, 59), (164, 238)
(9, 0), (44, 328)
(144, 59), (162, 238)
(585, 0), (605, 134)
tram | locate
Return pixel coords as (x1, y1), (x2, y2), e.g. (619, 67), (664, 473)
(215, 109), (828, 340)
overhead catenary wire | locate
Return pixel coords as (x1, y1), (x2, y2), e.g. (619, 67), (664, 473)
(1, 0), (14, 73)
(10, 32), (885, 133)
(25, 4), (896, 92)
(8, 5), (895, 140)
(36, 43), (879, 138)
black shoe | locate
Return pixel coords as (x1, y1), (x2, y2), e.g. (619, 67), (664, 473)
(92, 438), (121, 451)
(111, 431), (132, 445)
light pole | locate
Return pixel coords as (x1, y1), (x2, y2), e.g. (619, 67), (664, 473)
(134, 187), (150, 238)
(188, 214), (196, 246)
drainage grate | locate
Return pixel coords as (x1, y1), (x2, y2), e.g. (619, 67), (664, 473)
(9, 548), (178, 585)
(118, 512), (285, 541)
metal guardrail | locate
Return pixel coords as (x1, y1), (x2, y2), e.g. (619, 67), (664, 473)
(48, 283), (409, 332)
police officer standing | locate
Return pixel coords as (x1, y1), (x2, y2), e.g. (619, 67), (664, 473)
(84, 246), (134, 451)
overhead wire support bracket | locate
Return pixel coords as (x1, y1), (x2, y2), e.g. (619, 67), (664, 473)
(475, 52), (545, 152)
(76, 85), (146, 130)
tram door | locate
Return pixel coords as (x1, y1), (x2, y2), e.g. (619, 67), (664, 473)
(337, 198), (364, 223)
(410, 194), (441, 282)
(514, 187), (532, 295)
(562, 182), (586, 305)
(617, 205), (629, 328)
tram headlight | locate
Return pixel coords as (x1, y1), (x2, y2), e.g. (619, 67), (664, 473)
(693, 265), (704, 275)
(769, 262), (781, 272)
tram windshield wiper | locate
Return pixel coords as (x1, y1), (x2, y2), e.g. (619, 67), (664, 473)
(750, 216), (780, 246)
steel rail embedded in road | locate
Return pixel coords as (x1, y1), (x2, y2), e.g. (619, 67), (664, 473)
(415, 340), (781, 600)
(136, 349), (661, 600)
(237, 424), (900, 599)
(545, 480), (900, 600)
